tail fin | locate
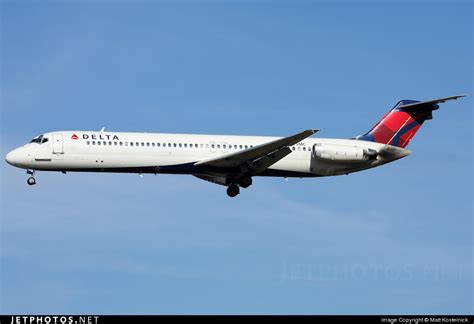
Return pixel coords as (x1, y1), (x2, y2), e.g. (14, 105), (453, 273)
(356, 95), (465, 148)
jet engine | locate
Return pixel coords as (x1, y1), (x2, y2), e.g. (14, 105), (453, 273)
(313, 144), (377, 163)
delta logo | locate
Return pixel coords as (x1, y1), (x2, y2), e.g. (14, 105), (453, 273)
(71, 133), (120, 140)
(82, 133), (120, 140)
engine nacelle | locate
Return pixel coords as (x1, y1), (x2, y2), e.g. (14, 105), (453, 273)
(313, 144), (377, 163)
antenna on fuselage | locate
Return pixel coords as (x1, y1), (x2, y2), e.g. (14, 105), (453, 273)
(100, 127), (105, 132)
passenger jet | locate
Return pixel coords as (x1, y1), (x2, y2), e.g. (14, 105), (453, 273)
(5, 95), (464, 197)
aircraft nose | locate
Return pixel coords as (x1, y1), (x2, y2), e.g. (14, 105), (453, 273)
(6, 149), (20, 166)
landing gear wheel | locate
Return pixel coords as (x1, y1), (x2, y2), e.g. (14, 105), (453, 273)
(226, 184), (240, 197)
(239, 176), (252, 188)
(27, 177), (36, 186)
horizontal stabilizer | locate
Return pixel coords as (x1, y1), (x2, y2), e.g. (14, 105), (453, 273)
(397, 95), (466, 110)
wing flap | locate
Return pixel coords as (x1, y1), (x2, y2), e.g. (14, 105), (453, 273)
(193, 174), (228, 186)
(242, 147), (292, 174)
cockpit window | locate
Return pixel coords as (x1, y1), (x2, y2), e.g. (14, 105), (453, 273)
(29, 135), (49, 144)
(30, 135), (44, 144)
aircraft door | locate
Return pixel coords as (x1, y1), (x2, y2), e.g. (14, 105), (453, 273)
(52, 133), (64, 154)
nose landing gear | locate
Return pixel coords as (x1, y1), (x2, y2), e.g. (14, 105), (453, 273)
(26, 169), (36, 186)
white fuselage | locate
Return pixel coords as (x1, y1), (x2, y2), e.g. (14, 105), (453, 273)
(5, 131), (410, 178)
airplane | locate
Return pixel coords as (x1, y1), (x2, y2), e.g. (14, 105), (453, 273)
(5, 95), (465, 197)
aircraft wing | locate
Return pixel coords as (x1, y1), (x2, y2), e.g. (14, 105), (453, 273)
(195, 129), (318, 174)
(398, 95), (466, 109)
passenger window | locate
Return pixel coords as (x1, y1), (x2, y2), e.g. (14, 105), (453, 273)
(179, 143), (182, 148)
(173, 143), (177, 147)
(87, 141), (90, 145)
(109, 141), (112, 145)
(114, 142), (117, 146)
(234, 145), (237, 149)
(223, 144), (226, 149)
(98, 141), (101, 146)
(147, 143), (150, 147)
(157, 143), (160, 147)
(292, 147), (295, 151)
(239, 145), (243, 149)
(103, 141), (106, 145)
(120, 142), (123, 146)
(211, 144), (215, 148)
(141, 142), (145, 146)
(184, 144), (187, 148)
(245, 145), (248, 149)
(92, 141), (96, 145)
(131, 142), (134, 146)
(303, 147), (306, 151)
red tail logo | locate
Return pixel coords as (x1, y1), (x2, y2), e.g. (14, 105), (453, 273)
(356, 100), (434, 148)
(71, 134), (79, 140)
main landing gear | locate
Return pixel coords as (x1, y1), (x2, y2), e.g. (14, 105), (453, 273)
(27, 170), (36, 186)
(238, 175), (252, 188)
(226, 176), (253, 198)
(226, 184), (240, 198)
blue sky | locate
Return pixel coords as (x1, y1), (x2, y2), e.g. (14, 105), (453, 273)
(1, 0), (472, 314)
